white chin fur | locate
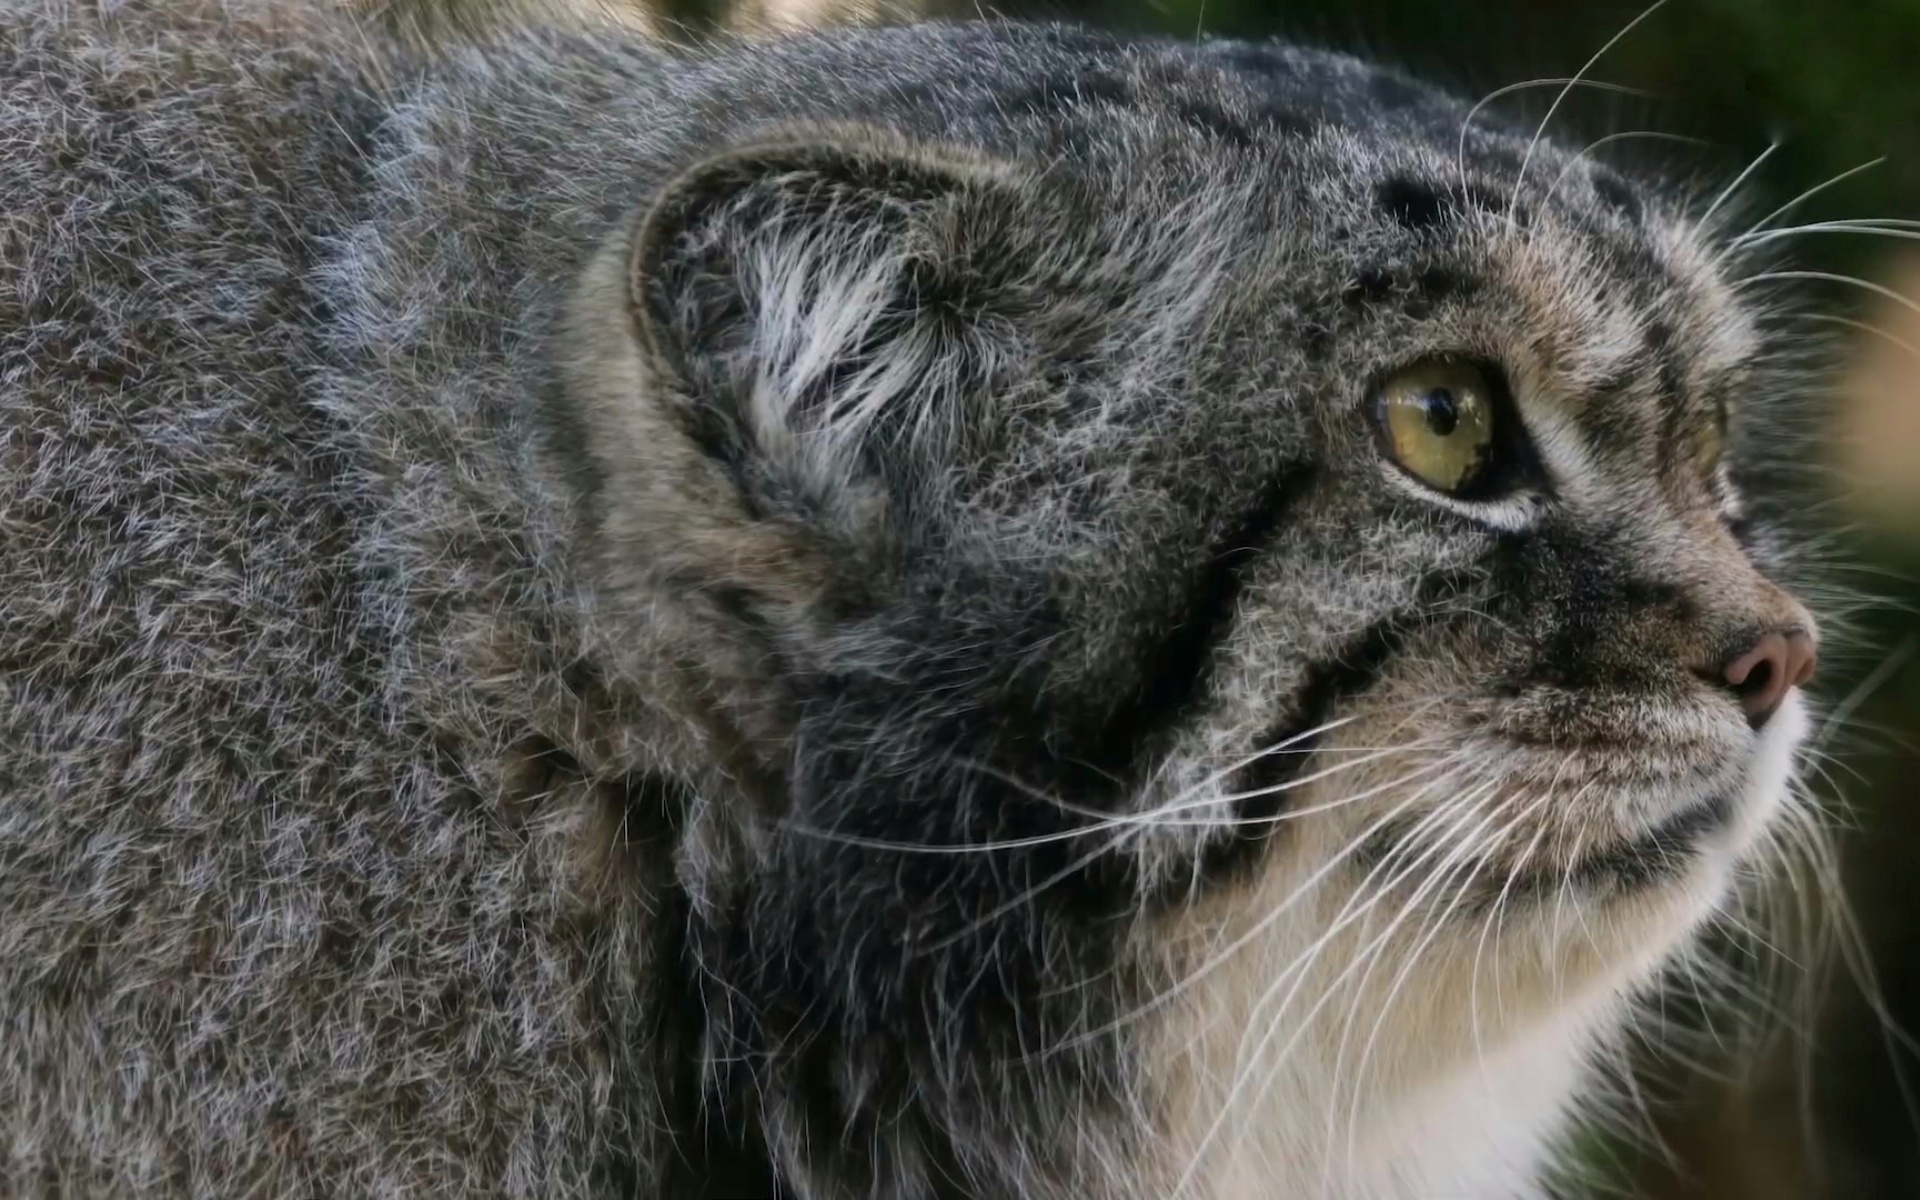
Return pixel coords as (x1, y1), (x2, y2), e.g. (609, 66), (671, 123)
(1149, 691), (1809, 1200)
(1721, 687), (1808, 862)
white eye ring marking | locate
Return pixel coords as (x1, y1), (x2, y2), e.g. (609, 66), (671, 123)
(1376, 460), (1547, 530)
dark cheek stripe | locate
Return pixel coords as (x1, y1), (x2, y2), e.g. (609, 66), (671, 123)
(1175, 615), (1408, 891)
(1104, 469), (1316, 776)
(1234, 618), (1409, 798)
(1483, 790), (1731, 909)
(1183, 569), (1478, 892)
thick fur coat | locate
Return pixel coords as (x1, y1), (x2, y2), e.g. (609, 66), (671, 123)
(0, 3), (1823, 1197)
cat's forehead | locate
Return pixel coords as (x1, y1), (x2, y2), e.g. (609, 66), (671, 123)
(1076, 98), (1757, 433)
(1306, 130), (1751, 369)
(967, 29), (1759, 395)
(1329, 136), (1757, 426)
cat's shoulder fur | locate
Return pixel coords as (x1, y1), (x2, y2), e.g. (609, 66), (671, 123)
(0, 2), (686, 1193)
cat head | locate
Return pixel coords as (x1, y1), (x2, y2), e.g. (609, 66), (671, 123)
(556, 27), (1822, 1196)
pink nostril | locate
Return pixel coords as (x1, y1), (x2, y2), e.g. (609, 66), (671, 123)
(1790, 631), (1820, 689)
(1722, 630), (1817, 731)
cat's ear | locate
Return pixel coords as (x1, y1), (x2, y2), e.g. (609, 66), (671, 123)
(554, 131), (1024, 631)
(622, 132), (1020, 532)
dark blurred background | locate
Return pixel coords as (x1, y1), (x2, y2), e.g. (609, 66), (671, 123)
(956, 2), (1920, 1195)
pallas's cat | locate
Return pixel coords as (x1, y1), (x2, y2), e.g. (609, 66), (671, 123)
(0, 2), (1823, 1196)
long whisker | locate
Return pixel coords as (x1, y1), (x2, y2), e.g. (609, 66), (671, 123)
(1344, 838), (1504, 1181)
(1739, 221), (1920, 250)
(1177, 779), (1499, 1190)
(1739, 270), (1920, 326)
(1773, 798), (1840, 1176)
(1697, 138), (1780, 232)
(1798, 313), (1920, 367)
(1744, 217), (1920, 235)
(1547, 819), (1593, 1004)
(1142, 712), (1366, 797)
(1041, 764), (1471, 1060)
(1737, 156), (1887, 241)
(1507, 0), (1672, 233)
(779, 716), (1441, 856)
(1455, 77), (1649, 193)
(1206, 784), (1501, 1189)
(1125, 754), (1453, 831)
(1801, 828), (1920, 1137)
(1545, 130), (1707, 203)
(1334, 791), (1531, 1182)
(1813, 633), (1918, 756)
(973, 732), (1444, 833)
(779, 742), (1433, 856)
(931, 751), (1463, 959)
(972, 710), (1378, 826)
(917, 827), (1133, 955)
(1470, 818), (1552, 1087)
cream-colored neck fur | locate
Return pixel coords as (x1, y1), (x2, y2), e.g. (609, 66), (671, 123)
(1140, 698), (1807, 1200)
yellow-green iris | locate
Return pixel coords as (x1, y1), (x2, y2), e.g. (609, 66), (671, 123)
(1376, 359), (1498, 494)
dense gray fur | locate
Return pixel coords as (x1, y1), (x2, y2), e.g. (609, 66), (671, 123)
(0, 3), (1824, 1198)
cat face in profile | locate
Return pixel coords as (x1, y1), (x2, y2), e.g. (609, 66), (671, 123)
(549, 29), (1822, 1199)
(0, 0), (1831, 1193)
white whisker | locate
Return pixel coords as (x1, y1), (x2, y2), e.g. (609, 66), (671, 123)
(1455, 77), (1648, 194)
(1176, 779), (1500, 1193)
(1045, 764), (1470, 1059)
(1335, 793), (1520, 1184)
(1740, 269), (1920, 326)
(1546, 131), (1707, 204)
(1507, 0), (1672, 233)
(1737, 156), (1887, 241)
(1739, 221), (1920, 250)
(1697, 138), (1780, 232)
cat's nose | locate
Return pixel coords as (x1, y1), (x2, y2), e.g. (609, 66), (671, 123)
(1720, 629), (1818, 730)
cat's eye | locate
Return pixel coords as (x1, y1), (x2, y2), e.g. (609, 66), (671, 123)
(1374, 359), (1500, 494)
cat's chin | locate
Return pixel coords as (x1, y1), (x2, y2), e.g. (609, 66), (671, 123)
(1141, 694), (1808, 1200)
(1549, 687), (1805, 907)
(1461, 689), (1811, 1033)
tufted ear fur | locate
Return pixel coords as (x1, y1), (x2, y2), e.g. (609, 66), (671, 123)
(553, 131), (1029, 721)
(625, 133), (1023, 545)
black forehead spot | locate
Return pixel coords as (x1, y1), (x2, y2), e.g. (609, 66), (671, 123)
(1339, 265), (1474, 317)
(1376, 176), (1454, 231)
(1440, 179), (1529, 226)
(1401, 266), (1474, 318)
(1592, 172), (1645, 224)
(1417, 266), (1471, 301)
(1344, 267), (1395, 307)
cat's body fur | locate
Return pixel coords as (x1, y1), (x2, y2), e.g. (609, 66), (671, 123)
(0, 3), (1820, 1198)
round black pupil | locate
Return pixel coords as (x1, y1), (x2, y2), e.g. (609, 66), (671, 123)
(1421, 388), (1460, 436)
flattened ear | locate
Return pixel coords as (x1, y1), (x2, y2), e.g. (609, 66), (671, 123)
(625, 132), (1019, 528)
